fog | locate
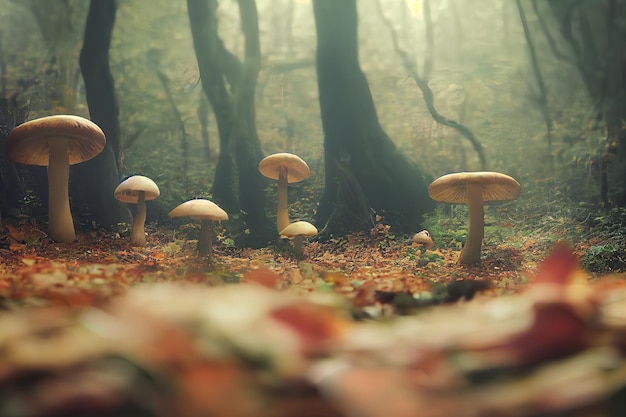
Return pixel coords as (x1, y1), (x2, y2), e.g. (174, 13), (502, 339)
(0, 0), (591, 216)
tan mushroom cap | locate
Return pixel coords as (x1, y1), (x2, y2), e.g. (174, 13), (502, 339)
(280, 221), (318, 239)
(428, 172), (521, 203)
(6, 115), (106, 166)
(169, 199), (228, 222)
(412, 230), (434, 246)
(114, 175), (160, 203)
(258, 152), (310, 183)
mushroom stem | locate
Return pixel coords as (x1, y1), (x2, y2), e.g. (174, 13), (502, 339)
(130, 191), (147, 246)
(277, 164), (290, 233)
(197, 219), (214, 259)
(292, 235), (304, 257)
(47, 138), (75, 243)
(458, 184), (485, 265)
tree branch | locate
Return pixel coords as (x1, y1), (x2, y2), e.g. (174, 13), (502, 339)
(531, 0), (575, 64)
(374, 0), (486, 170)
(516, 0), (554, 173)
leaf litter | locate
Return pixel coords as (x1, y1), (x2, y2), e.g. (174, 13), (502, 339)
(0, 219), (625, 417)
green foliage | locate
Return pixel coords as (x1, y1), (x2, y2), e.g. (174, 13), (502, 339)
(579, 207), (626, 272)
(581, 244), (621, 272)
(419, 250), (443, 266)
(422, 206), (466, 249)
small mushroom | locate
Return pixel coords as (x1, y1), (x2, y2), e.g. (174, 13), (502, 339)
(169, 199), (228, 259)
(412, 230), (434, 247)
(6, 115), (106, 243)
(114, 175), (160, 246)
(258, 153), (310, 234)
(280, 221), (318, 257)
(428, 172), (520, 265)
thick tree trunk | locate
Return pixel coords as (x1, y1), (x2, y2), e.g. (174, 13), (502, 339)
(546, 0), (626, 205)
(187, 0), (237, 211)
(0, 97), (32, 220)
(73, 0), (131, 227)
(232, 0), (275, 245)
(187, 0), (273, 246)
(312, 0), (434, 233)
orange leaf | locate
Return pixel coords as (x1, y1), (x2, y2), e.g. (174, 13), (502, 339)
(271, 302), (341, 351)
(243, 267), (280, 289)
(9, 236), (25, 252)
(532, 244), (579, 286)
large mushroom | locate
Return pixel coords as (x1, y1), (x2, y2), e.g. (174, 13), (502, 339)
(428, 172), (521, 265)
(6, 115), (106, 243)
(280, 221), (318, 257)
(258, 153), (310, 234)
(168, 199), (228, 259)
(114, 175), (160, 246)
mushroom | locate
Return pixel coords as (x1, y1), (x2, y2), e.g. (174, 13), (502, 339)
(280, 221), (318, 257)
(114, 175), (160, 246)
(168, 199), (228, 259)
(412, 229), (434, 247)
(428, 172), (521, 265)
(5, 115), (106, 243)
(258, 153), (310, 234)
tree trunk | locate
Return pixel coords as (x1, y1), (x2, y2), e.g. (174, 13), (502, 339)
(0, 96), (31, 220)
(74, 0), (131, 227)
(187, 0), (237, 211)
(546, 0), (626, 205)
(312, 0), (434, 233)
(232, 0), (275, 245)
(187, 0), (273, 246)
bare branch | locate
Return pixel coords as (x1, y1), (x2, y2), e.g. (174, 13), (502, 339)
(531, 0), (575, 64)
(516, 0), (554, 173)
(373, 0), (486, 170)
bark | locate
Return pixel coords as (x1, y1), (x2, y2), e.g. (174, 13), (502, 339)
(232, 0), (275, 244)
(187, 0), (237, 211)
(313, 0), (434, 233)
(0, 96), (31, 220)
(74, 0), (131, 227)
(187, 0), (273, 246)
(545, 0), (626, 205)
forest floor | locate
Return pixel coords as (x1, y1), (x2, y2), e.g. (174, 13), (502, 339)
(0, 188), (625, 417)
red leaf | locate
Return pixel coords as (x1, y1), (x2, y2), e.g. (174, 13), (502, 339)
(243, 267), (280, 289)
(532, 244), (579, 286)
(510, 303), (587, 365)
(271, 303), (341, 351)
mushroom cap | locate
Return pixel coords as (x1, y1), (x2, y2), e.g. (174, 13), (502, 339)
(412, 230), (434, 246)
(6, 115), (106, 166)
(258, 152), (310, 183)
(168, 199), (229, 222)
(114, 175), (160, 203)
(280, 221), (318, 239)
(428, 172), (521, 204)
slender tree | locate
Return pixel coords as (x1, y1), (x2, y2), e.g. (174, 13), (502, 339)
(312, 0), (434, 233)
(516, 0), (554, 174)
(72, 0), (131, 227)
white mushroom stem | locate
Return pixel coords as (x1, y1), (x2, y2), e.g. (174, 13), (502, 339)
(277, 164), (290, 233)
(458, 184), (485, 265)
(47, 138), (75, 243)
(130, 191), (147, 246)
(197, 219), (214, 259)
